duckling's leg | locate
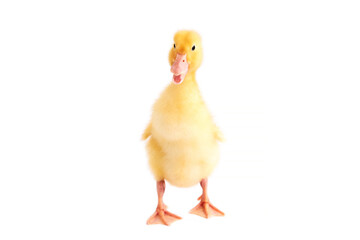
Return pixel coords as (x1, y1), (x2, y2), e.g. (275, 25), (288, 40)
(146, 180), (181, 226)
(190, 178), (225, 218)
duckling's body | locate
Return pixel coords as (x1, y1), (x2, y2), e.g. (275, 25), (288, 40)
(148, 73), (219, 187)
(143, 30), (224, 226)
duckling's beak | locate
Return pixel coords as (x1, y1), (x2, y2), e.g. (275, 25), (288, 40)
(171, 54), (188, 85)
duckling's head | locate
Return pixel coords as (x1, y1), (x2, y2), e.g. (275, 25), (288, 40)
(169, 30), (203, 85)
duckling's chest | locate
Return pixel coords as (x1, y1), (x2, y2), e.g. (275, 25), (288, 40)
(152, 99), (212, 141)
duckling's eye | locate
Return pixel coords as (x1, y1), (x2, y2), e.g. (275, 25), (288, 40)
(192, 45), (195, 51)
(173, 44), (176, 49)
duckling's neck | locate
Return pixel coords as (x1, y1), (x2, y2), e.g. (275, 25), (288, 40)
(168, 71), (203, 104)
(170, 71), (198, 91)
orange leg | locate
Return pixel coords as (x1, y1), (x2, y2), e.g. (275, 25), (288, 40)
(190, 178), (225, 218)
(146, 180), (181, 226)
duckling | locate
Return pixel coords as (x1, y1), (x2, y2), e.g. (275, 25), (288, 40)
(142, 30), (224, 226)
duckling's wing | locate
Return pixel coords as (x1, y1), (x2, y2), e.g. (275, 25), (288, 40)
(214, 124), (225, 142)
(141, 122), (152, 140)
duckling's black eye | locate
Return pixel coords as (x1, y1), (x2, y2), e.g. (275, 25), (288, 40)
(174, 44), (176, 49)
(192, 45), (195, 51)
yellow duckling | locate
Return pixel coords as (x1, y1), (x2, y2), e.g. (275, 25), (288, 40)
(142, 30), (224, 226)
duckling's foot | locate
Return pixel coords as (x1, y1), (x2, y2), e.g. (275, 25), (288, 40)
(189, 178), (225, 218)
(190, 198), (225, 218)
(146, 180), (181, 226)
(146, 206), (181, 226)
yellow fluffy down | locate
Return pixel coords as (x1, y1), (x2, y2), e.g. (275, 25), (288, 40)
(143, 30), (223, 188)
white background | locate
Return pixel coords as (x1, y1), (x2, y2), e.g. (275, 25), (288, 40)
(1, 0), (359, 239)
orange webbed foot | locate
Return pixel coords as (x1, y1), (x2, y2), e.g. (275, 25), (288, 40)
(146, 206), (181, 226)
(190, 195), (225, 218)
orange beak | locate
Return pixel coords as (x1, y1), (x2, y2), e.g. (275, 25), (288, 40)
(171, 54), (188, 84)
